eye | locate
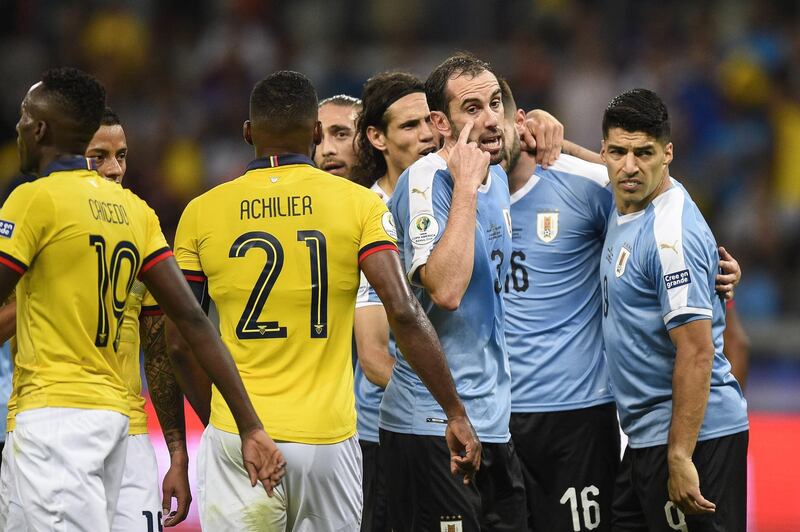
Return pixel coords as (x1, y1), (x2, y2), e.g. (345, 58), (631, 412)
(336, 131), (351, 140)
(466, 106), (478, 114)
(490, 98), (501, 109)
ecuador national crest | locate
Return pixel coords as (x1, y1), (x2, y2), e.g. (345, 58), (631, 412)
(536, 211), (558, 243)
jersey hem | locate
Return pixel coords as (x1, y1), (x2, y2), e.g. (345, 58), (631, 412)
(210, 420), (357, 444)
(626, 423), (750, 449)
(16, 397), (130, 418)
(377, 421), (511, 444)
(511, 396), (615, 413)
(0, 251), (28, 275)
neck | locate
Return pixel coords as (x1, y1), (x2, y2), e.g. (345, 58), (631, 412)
(254, 145), (311, 159)
(507, 151), (538, 194)
(379, 160), (406, 196)
(37, 148), (84, 175)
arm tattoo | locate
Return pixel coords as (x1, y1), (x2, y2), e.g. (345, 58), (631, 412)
(142, 314), (187, 456)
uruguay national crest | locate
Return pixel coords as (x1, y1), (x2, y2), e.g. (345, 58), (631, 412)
(536, 211), (558, 243)
(615, 247), (631, 277)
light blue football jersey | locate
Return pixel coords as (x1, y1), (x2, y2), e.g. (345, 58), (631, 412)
(506, 154), (615, 412)
(382, 153), (513, 443)
(600, 179), (748, 448)
(354, 182), (392, 443)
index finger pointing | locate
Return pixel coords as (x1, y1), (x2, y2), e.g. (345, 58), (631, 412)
(458, 121), (475, 144)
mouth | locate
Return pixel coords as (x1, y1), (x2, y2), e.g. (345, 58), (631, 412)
(321, 160), (346, 174)
(419, 145), (437, 156)
(479, 135), (503, 154)
(618, 179), (642, 192)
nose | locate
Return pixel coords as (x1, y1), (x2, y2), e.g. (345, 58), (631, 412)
(623, 152), (638, 175)
(320, 134), (336, 156)
(484, 107), (499, 129)
(101, 157), (123, 182)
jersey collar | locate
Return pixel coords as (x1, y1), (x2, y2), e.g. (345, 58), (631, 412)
(246, 153), (316, 172)
(42, 155), (96, 176)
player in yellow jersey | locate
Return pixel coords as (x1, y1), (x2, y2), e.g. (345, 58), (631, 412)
(0, 67), (284, 531)
(86, 108), (192, 529)
(0, 107), (193, 530)
(167, 70), (479, 531)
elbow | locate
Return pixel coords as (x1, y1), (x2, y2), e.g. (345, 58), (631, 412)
(428, 288), (462, 311)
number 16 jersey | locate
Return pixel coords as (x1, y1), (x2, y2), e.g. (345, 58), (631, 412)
(174, 154), (397, 444)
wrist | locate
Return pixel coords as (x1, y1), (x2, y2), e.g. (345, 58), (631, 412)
(445, 403), (468, 421)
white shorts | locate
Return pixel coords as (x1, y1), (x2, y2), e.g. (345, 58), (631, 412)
(0, 431), (24, 531)
(198, 425), (363, 531)
(12, 407), (129, 531)
(112, 434), (161, 532)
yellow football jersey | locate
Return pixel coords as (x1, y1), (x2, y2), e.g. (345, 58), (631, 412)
(0, 157), (171, 417)
(174, 154), (397, 444)
(116, 280), (161, 435)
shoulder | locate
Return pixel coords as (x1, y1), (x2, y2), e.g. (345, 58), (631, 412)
(545, 154), (609, 189)
(406, 153), (449, 189)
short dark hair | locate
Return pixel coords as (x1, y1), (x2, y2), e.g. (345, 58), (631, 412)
(100, 107), (121, 127)
(250, 71), (318, 131)
(425, 52), (492, 117)
(602, 88), (670, 142)
(353, 71), (425, 187)
(40, 67), (106, 144)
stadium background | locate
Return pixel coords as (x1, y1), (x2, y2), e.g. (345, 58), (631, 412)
(0, 0), (798, 530)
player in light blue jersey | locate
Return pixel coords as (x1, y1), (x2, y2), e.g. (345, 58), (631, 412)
(499, 79), (621, 532)
(350, 71), (438, 532)
(600, 89), (748, 531)
(382, 53), (526, 532)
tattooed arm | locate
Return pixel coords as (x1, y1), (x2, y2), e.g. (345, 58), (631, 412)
(141, 311), (192, 527)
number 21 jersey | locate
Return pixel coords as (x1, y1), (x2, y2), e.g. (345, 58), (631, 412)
(174, 154), (396, 443)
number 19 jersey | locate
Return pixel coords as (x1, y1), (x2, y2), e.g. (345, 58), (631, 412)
(173, 154), (397, 444)
(0, 157), (171, 417)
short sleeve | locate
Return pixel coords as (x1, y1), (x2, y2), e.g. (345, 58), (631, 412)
(0, 182), (54, 275)
(138, 201), (172, 276)
(649, 196), (715, 329)
(140, 288), (162, 316)
(396, 166), (451, 287)
(173, 197), (204, 277)
(357, 192), (398, 264)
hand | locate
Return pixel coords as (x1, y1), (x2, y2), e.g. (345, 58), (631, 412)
(241, 428), (286, 496)
(521, 109), (564, 169)
(668, 456), (716, 515)
(445, 415), (482, 485)
(448, 121), (490, 192)
(161, 452), (192, 527)
(716, 246), (741, 300)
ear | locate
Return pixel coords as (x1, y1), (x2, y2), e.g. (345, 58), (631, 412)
(513, 109), (527, 138)
(514, 109), (526, 127)
(600, 139), (607, 163)
(34, 120), (47, 144)
(663, 142), (674, 166)
(430, 110), (451, 138)
(243, 120), (253, 146)
(366, 125), (387, 152)
(313, 121), (322, 146)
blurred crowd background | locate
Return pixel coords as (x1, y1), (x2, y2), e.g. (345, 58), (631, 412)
(0, 0), (798, 375)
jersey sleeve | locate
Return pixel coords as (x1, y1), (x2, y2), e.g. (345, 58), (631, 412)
(173, 198), (210, 311)
(357, 192), (398, 265)
(399, 168), (451, 287)
(138, 199), (172, 276)
(140, 288), (162, 316)
(0, 182), (54, 275)
(174, 198), (204, 276)
(648, 201), (716, 329)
